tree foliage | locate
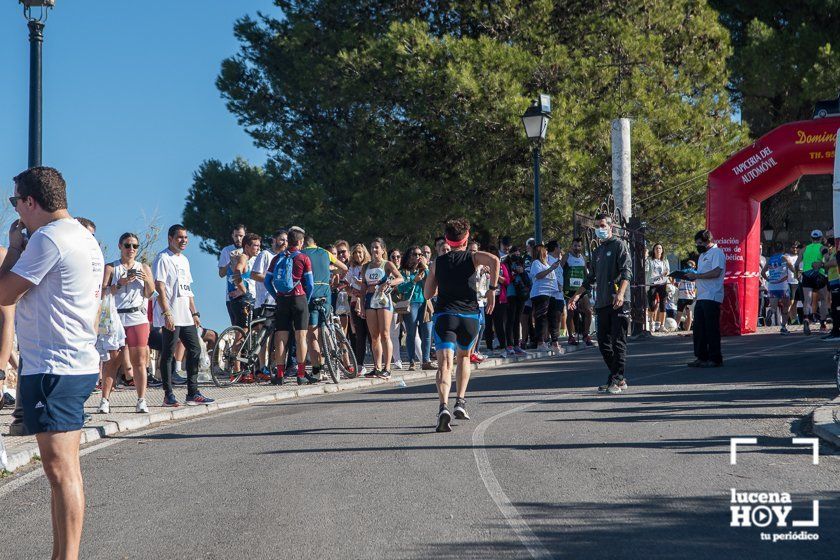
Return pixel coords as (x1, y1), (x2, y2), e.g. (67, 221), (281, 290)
(711, 0), (840, 136)
(186, 0), (743, 252)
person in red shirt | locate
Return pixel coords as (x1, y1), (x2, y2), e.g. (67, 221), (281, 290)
(265, 229), (317, 384)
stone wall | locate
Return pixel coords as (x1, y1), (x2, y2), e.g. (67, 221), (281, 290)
(761, 174), (833, 248)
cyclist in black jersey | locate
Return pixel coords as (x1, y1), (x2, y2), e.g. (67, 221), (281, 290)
(424, 218), (500, 432)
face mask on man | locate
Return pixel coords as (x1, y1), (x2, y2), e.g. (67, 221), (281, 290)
(595, 227), (609, 240)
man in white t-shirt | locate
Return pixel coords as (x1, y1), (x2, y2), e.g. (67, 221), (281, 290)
(218, 224), (246, 326)
(685, 230), (726, 367)
(0, 167), (102, 560)
(251, 229), (287, 309)
(153, 225), (215, 407)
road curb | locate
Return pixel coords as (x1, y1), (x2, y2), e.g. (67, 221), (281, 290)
(2, 343), (595, 473)
(812, 396), (840, 448)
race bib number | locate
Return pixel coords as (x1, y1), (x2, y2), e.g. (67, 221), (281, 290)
(570, 277), (583, 288)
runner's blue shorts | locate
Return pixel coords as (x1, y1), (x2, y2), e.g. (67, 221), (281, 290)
(20, 373), (98, 433)
(433, 312), (481, 352)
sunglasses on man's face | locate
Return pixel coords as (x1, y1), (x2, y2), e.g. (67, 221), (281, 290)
(123, 243), (139, 250)
(8, 196), (21, 207)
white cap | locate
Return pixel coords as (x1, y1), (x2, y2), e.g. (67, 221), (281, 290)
(811, 229), (823, 239)
(526, 237), (536, 246)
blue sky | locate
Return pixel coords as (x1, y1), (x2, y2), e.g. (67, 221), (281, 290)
(0, 1), (278, 331)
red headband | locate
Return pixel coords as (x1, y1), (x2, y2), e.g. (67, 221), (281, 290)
(445, 231), (470, 247)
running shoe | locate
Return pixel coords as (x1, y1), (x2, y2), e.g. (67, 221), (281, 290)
(125, 378), (135, 387)
(135, 398), (149, 413)
(2, 393), (16, 407)
(380, 370), (392, 380)
(584, 336), (594, 347)
(298, 373), (320, 385)
(172, 371), (188, 385)
(186, 392), (215, 406)
(92, 381), (102, 395)
(469, 354), (484, 364)
(393, 361), (404, 370)
(513, 346), (528, 356)
(240, 372), (255, 384)
(163, 393), (180, 407)
(436, 405), (452, 432)
(606, 382), (622, 394)
(820, 324), (829, 333)
(803, 319), (811, 335)
(421, 362), (437, 370)
(97, 398), (110, 414)
(408, 361), (416, 371)
(271, 373), (284, 386)
(780, 326), (791, 335)
(551, 342), (563, 353)
(453, 398), (470, 420)
(365, 369), (380, 378)
(536, 343), (551, 352)
(359, 366), (369, 376)
(147, 377), (163, 388)
(256, 368), (272, 382)
(567, 335), (578, 346)
(617, 379), (628, 391)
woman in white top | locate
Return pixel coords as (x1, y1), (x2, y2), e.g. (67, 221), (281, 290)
(361, 238), (403, 378)
(529, 244), (562, 352)
(98, 233), (155, 413)
(645, 243), (670, 331)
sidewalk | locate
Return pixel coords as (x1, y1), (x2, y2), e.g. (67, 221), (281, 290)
(812, 396), (840, 448)
(1, 343), (596, 473)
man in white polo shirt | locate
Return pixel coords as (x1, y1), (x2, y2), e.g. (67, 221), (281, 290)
(685, 229), (726, 368)
(153, 225), (215, 407)
(0, 167), (102, 560)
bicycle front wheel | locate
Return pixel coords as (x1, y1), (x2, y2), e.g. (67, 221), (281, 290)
(319, 324), (340, 384)
(212, 326), (247, 387)
(334, 327), (359, 379)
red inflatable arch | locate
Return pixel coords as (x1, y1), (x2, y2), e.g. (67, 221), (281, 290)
(707, 117), (840, 335)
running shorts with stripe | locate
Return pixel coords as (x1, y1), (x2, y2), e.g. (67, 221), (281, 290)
(433, 312), (481, 352)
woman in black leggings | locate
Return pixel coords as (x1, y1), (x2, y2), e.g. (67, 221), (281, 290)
(505, 250), (528, 356)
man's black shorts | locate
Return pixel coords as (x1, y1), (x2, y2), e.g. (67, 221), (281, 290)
(228, 297), (253, 329)
(677, 298), (694, 312)
(274, 295), (309, 332)
(802, 273), (828, 291)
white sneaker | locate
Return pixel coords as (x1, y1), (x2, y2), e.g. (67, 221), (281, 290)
(359, 366), (368, 376)
(135, 398), (149, 413)
(551, 342), (564, 354)
(393, 361), (404, 370)
(97, 398), (110, 414)
(536, 343), (551, 352)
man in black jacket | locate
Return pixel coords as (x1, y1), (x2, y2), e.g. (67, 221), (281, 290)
(569, 213), (633, 394)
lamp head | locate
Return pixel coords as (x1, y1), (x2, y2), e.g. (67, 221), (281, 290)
(20, 0), (55, 23)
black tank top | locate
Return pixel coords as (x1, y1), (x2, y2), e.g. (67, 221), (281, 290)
(435, 250), (478, 313)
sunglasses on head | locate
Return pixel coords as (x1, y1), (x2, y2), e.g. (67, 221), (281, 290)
(123, 243), (139, 249)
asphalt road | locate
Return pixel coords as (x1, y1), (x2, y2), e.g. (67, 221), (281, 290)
(2, 332), (840, 559)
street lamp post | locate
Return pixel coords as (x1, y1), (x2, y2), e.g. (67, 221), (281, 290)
(20, 0), (55, 169)
(521, 95), (550, 245)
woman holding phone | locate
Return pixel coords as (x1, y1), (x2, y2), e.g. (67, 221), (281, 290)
(98, 233), (155, 414)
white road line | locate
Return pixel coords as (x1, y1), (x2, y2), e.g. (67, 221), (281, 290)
(472, 402), (552, 560)
(0, 408), (241, 499)
(469, 335), (817, 559)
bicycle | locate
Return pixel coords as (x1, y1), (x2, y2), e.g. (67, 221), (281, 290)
(310, 297), (359, 383)
(834, 349), (840, 394)
(212, 302), (275, 387)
